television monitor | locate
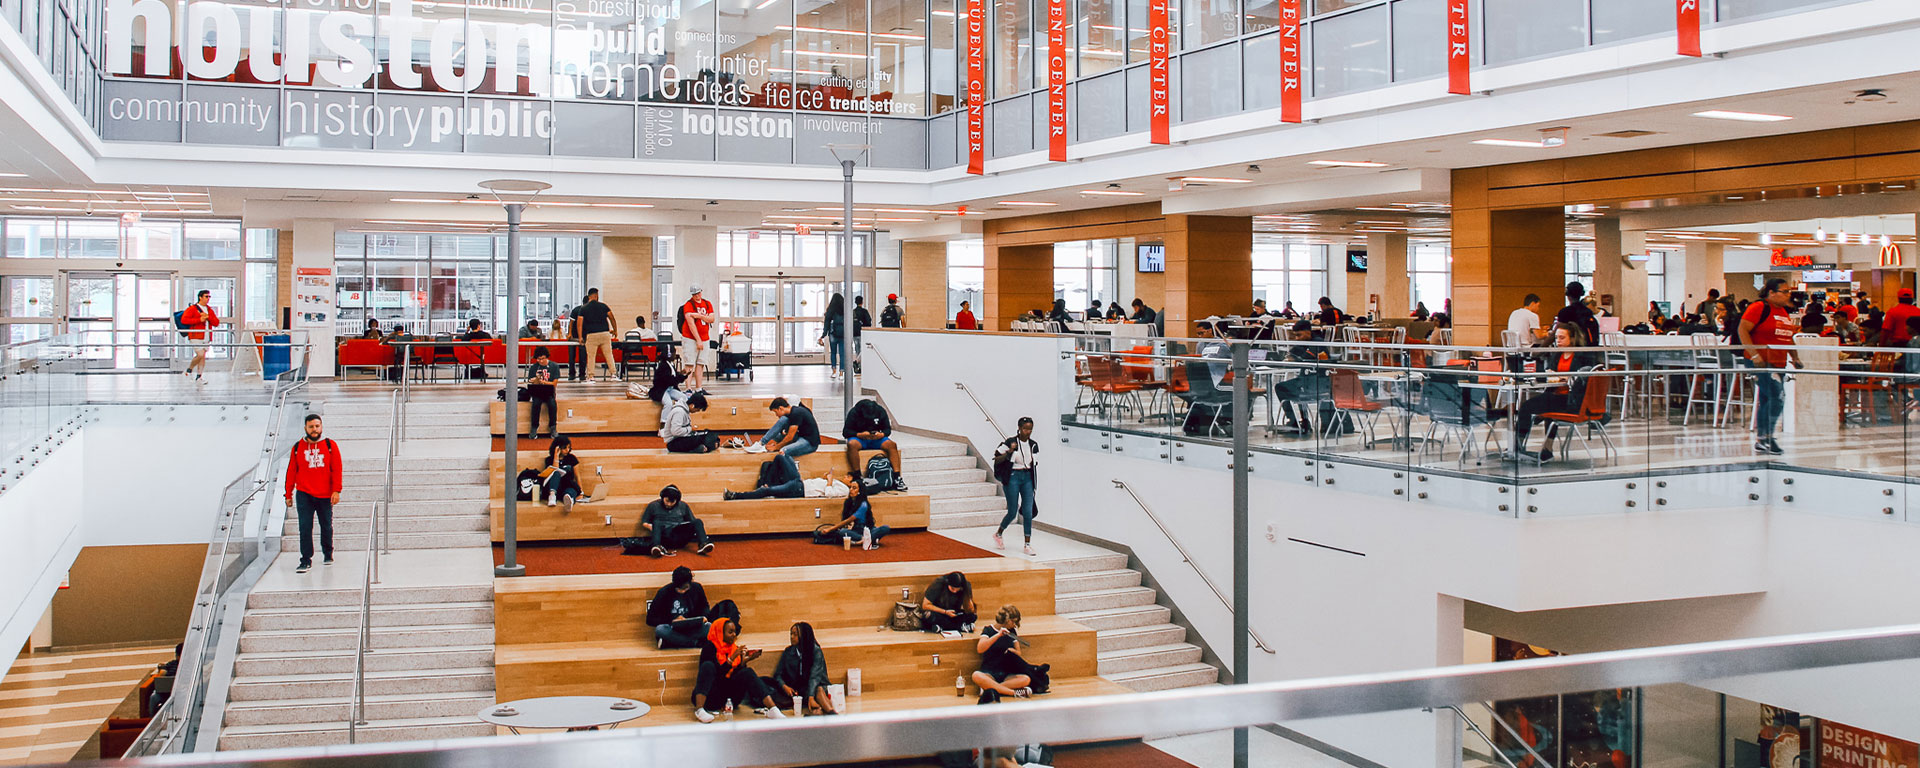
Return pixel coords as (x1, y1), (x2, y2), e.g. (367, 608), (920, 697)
(1346, 249), (1368, 272)
(1138, 243), (1165, 273)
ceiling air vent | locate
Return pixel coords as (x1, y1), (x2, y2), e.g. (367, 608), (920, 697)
(1595, 129), (1658, 138)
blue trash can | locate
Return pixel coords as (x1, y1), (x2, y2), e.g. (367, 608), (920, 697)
(262, 333), (292, 380)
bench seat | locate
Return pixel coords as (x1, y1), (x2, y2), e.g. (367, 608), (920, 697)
(490, 397), (807, 435)
(490, 492), (930, 542)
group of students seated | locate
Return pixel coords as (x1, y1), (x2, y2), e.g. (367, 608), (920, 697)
(646, 568), (1046, 722)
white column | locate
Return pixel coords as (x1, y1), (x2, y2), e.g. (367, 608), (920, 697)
(1592, 219), (1648, 324)
(1365, 233), (1410, 316)
(672, 226), (720, 311)
(1682, 242), (1724, 312)
(291, 219), (336, 376)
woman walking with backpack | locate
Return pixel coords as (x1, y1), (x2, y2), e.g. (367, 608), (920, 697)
(992, 417), (1039, 556)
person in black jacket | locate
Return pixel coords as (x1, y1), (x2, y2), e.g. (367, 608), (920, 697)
(992, 417), (1039, 556)
(1554, 281), (1600, 346)
(772, 622), (834, 715)
(1512, 323), (1604, 463)
(920, 571), (977, 633)
(842, 398), (906, 490)
(647, 566), (710, 649)
(725, 453), (804, 500)
(1046, 299), (1073, 326)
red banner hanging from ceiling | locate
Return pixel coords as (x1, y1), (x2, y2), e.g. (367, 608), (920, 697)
(1047, 0), (1067, 160)
(1676, 0), (1701, 56)
(965, 0), (986, 174)
(1279, 0), (1301, 123)
(1148, 0), (1170, 144)
(1447, 0), (1470, 95)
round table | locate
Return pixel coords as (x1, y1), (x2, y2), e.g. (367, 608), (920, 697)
(478, 696), (651, 734)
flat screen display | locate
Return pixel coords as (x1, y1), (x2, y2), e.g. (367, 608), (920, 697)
(1138, 243), (1165, 273)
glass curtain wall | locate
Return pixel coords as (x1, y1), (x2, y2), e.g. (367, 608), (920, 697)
(1409, 240), (1450, 313)
(1052, 240), (1118, 313)
(1252, 237), (1326, 312)
(947, 239), (983, 321)
(333, 232), (587, 337)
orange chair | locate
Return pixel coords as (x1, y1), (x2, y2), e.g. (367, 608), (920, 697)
(336, 339), (395, 379)
(1330, 368), (1386, 445)
(1841, 352), (1898, 424)
(1086, 355), (1144, 419)
(1538, 369), (1617, 463)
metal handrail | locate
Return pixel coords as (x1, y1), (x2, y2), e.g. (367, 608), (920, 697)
(950, 382), (1007, 440)
(1109, 479), (1276, 655)
(1478, 700), (1558, 768)
(863, 341), (903, 379)
(1439, 704), (1533, 768)
(347, 389), (399, 743)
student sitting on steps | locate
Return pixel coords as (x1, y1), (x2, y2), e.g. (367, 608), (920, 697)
(646, 566), (710, 649)
(920, 571), (978, 633)
(770, 621), (835, 715)
(819, 468), (890, 549)
(642, 485), (714, 557)
(725, 453), (805, 500)
(663, 392), (717, 453)
(539, 435), (583, 512)
(971, 605), (1036, 704)
(692, 617), (787, 723)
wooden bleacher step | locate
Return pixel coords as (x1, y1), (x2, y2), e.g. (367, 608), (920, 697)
(489, 397), (809, 435)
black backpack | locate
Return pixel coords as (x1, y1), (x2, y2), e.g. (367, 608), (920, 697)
(515, 469), (541, 501)
(880, 305), (902, 327)
(862, 454), (895, 493)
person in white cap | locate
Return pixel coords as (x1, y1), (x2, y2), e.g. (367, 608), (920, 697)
(678, 285), (718, 392)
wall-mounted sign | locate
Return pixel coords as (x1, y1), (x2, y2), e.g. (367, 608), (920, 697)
(1882, 243), (1904, 267)
(1046, 0), (1067, 161)
(1677, 0), (1701, 56)
(1802, 269), (1854, 283)
(1147, 0), (1170, 144)
(1771, 249), (1816, 268)
(1819, 721), (1917, 768)
(1446, 0), (1471, 95)
(1279, 0), (1302, 123)
(293, 266), (334, 329)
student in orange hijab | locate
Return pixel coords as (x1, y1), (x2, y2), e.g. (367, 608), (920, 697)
(691, 617), (787, 723)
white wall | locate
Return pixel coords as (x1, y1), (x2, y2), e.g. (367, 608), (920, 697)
(0, 405), (268, 685)
(0, 432), (86, 680)
(81, 405), (270, 546)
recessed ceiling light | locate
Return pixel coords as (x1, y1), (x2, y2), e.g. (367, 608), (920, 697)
(1080, 189), (1145, 197)
(1177, 176), (1253, 184)
(1472, 139), (1550, 148)
(1307, 160), (1389, 168)
(997, 201), (1058, 206)
(1692, 110), (1792, 122)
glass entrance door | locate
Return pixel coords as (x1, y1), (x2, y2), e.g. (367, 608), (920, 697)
(717, 277), (828, 364)
(63, 271), (177, 369)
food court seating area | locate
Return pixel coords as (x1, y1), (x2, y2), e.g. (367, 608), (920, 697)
(337, 338), (669, 382)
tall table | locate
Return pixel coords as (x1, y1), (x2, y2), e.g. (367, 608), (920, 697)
(478, 696), (650, 734)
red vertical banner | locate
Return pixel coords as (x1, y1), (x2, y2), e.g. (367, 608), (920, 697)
(1279, 0), (1301, 123)
(1148, 0), (1170, 144)
(1046, 0), (1068, 160)
(965, 0), (986, 174)
(1676, 0), (1701, 56)
(1446, 0), (1470, 95)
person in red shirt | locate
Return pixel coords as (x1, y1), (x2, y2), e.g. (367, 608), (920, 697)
(678, 286), (717, 392)
(180, 289), (219, 383)
(954, 300), (978, 331)
(1881, 289), (1920, 346)
(283, 414), (344, 573)
(1738, 278), (1803, 456)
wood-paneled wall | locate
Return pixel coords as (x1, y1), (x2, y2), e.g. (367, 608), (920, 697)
(900, 241), (947, 329)
(982, 203), (1250, 333)
(599, 237), (654, 331)
(51, 544), (203, 647)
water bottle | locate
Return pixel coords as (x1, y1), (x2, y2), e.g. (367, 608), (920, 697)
(955, 675), (966, 697)
(723, 699), (735, 721)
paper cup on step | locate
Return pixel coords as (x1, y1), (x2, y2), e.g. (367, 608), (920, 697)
(846, 668), (861, 695)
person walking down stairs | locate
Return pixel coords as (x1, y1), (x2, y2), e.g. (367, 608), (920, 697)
(283, 414), (343, 574)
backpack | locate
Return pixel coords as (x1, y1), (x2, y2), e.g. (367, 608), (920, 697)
(862, 454), (895, 493)
(707, 599), (741, 625)
(172, 308), (190, 337)
(515, 468), (541, 501)
(880, 305), (901, 327)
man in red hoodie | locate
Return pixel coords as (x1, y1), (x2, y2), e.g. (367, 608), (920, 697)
(180, 289), (219, 383)
(284, 414), (343, 573)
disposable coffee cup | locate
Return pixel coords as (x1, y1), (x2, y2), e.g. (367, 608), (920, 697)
(793, 695), (803, 716)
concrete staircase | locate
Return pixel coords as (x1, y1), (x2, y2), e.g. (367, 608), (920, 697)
(223, 394), (496, 750)
(219, 584), (496, 749)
